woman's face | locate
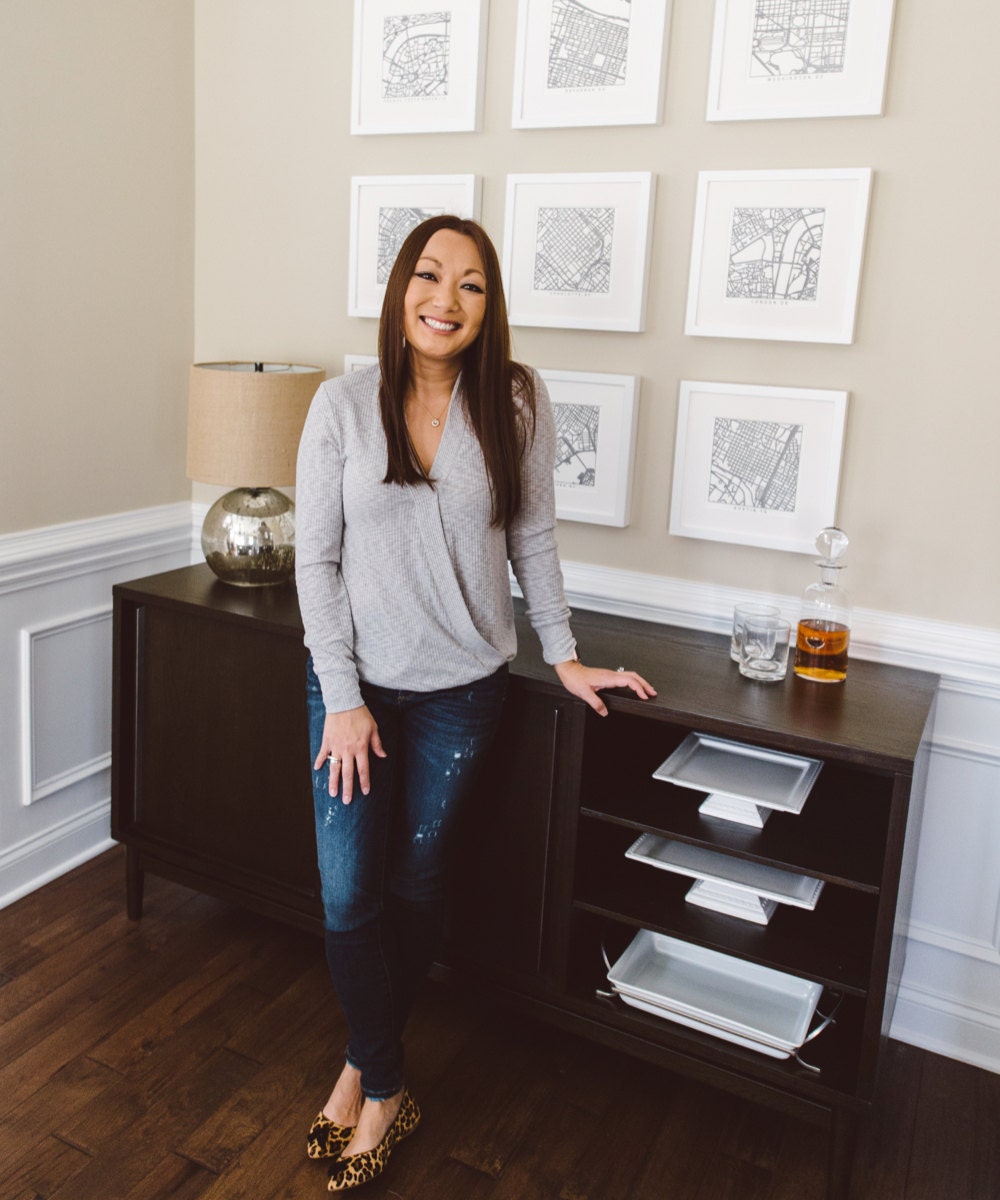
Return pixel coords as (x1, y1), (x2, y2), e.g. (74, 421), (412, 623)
(402, 229), (487, 368)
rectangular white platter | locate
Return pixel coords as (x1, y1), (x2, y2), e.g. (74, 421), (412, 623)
(615, 991), (795, 1058)
(607, 928), (823, 1050)
(626, 833), (825, 910)
(652, 733), (823, 815)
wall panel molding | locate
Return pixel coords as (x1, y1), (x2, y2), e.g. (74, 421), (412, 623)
(19, 605), (114, 806)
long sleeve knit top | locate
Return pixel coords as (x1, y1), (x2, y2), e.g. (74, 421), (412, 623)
(295, 364), (576, 714)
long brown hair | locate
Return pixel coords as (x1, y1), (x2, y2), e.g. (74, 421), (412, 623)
(377, 215), (536, 529)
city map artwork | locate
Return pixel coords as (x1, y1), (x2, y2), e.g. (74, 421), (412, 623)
(382, 12), (450, 99)
(727, 207), (825, 303)
(709, 418), (801, 512)
(534, 208), (615, 295)
(546, 0), (630, 90)
(750, 0), (849, 78)
(554, 403), (601, 489)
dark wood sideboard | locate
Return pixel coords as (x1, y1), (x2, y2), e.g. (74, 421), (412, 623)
(111, 565), (938, 1200)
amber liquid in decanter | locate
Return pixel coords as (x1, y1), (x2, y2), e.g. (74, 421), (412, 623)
(794, 619), (849, 683)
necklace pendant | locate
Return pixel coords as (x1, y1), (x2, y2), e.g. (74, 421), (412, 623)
(431, 418), (441, 427)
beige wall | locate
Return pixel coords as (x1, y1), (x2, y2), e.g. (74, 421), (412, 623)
(1, 0), (194, 534)
(5, 2), (996, 629)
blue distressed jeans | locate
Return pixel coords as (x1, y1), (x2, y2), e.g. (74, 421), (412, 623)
(306, 658), (508, 1099)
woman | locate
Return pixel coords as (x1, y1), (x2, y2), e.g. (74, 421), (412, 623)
(295, 215), (655, 1192)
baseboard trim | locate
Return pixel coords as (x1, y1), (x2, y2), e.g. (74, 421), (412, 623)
(891, 982), (1000, 1074)
(0, 800), (114, 911)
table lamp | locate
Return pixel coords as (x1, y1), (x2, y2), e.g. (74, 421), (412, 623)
(187, 361), (325, 586)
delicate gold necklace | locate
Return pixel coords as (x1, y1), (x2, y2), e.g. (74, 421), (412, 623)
(409, 394), (451, 428)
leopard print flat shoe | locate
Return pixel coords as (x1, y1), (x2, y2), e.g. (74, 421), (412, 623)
(306, 1111), (356, 1160)
(327, 1090), (421, 1192)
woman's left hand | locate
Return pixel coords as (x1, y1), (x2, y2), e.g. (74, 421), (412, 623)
(553, 659), (656, 717)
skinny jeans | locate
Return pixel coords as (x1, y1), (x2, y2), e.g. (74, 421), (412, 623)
(306, 657), (508, 1099)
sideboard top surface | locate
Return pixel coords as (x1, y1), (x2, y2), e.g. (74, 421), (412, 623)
(115, 565), (937, 772)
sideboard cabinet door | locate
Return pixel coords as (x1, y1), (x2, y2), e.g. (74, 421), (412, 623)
(444, 678), (582, 995)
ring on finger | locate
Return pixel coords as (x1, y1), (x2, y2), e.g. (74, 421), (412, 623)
(328, 755), (341, 765)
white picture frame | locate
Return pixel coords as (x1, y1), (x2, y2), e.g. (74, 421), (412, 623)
(345, 354), (378, 373)
(669, 380), (848, 553)
(349, 175), (481, 318)
(351, 0), (489, 135)
(685, 167), (872, 344)
(502, 173), (655, 331)
(511, 0), (672, 129)
(707, 0), (896, 121)
(540, 368), (639, 526)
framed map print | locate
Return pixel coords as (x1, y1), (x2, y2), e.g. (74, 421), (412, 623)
(706, 0), (897, 121)
(684, 168), (872, 343)
(351, 0), (489, 134)
(541, 368), (639, 526)
(348, 175), (480, 317)
(502, 173), (655, 331)
(511, 0), (672, 128)
(669, 380), (847, 553)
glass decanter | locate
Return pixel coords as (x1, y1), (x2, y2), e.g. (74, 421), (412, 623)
(793, 527), (851, 684)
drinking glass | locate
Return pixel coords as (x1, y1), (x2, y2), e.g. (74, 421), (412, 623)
(739, 616), (791, 682)
(730, 602), (781, 662)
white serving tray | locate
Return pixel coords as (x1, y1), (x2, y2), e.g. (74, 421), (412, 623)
(606, 928), (823, 1050)
(626, 833), (825, 916)
(616, 991), (795, 1058)
(652, 733), (823, 824)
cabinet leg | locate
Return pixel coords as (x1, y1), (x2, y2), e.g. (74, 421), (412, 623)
(125, 848), (145, 920)
(827, 1108), (859, 1200)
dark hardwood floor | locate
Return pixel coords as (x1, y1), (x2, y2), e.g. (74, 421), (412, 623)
(1, 848), (997, 1200)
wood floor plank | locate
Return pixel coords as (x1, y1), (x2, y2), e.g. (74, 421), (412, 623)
(0, 1134), (92, 1200)
(444, 1014), (559, 1178)
(0, 1054), (121, 1169)
(0, 899), (255, 1119)
(47, 1046), (258, 1200)
(906, 1049), (1000, 1200)
(56, 980), (269, 1154)
(557, 1059), (672, 1200)
(221, 955), (329, 1063)
(118, 1153), (217, 1200)
(178, 978), (344, 1171)
(851, 1038), (923, 1199)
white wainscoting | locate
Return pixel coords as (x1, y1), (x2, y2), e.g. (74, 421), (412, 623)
(2, 511), (998, 1075)
(0, 504), (196, 910)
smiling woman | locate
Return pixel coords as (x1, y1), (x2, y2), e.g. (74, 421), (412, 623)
(293, 214), (655, 1192)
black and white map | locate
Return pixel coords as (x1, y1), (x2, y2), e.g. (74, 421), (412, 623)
(534, 206), (615, 294)
(709, 418), (801, 512)
(727, 207), (825, 302)
(377, 206), (443, 282)
(547, 0), (631, 90)
(382, 12), (451, 99)
(554, 403), (600, 488)
(751, 0), (850, 78)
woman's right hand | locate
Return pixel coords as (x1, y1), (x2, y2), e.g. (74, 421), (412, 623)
(313, 705), (387, 804)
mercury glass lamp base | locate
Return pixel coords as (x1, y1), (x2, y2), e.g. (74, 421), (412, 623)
(201, 487), (295, 586)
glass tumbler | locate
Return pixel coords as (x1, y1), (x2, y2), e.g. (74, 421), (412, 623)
(739, 616), (791, 682)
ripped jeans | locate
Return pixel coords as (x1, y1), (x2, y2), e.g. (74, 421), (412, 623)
(306, 658), (508, 1100)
